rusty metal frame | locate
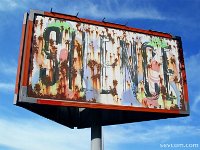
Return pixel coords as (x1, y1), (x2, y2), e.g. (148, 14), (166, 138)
(14, 12), (28, 104)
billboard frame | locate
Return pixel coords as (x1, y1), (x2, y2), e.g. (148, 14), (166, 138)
(14, 10), (189, 122)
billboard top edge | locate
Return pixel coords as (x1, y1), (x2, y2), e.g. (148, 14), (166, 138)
(28, 9), (174, 39)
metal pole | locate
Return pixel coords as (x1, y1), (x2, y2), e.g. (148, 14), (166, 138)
(91, 125), (102, 150)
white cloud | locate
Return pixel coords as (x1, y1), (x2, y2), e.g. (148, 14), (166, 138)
(185, 53), (200, 114)
(0, 115), (199, 150)
(191, 95), (200, 114)
(104, 124), (200, 146)
(0, 118), (90, 150)
(0, 0), (24, 11)
(57, 0), (165, 20)
(0, 61), (17, 76)
(185, 53), (200, 87)
(0, 0), (165, 20)
(0, 83), (15, 92)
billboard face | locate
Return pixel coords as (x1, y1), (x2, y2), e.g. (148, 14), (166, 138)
(23, 14), (188, 111)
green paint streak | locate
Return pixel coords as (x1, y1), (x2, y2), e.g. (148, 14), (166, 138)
(48, 21), (75, 33)
(148, 37), (168, 48)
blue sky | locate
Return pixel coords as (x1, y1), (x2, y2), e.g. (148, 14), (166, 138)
(0, 0), (200, 150)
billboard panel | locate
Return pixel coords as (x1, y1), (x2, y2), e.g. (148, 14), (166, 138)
(15, 10), (189, 128)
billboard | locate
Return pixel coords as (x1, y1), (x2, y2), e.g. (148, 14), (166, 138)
(14, 10), (189, 128)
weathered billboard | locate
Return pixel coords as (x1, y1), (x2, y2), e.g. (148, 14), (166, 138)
(14, 10), (189, 128)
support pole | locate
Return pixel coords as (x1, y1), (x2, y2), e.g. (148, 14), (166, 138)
(91, 125), (102, 150)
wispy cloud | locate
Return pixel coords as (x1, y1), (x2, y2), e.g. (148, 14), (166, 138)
(57, 0), (165, 20)
(104, 124), (200, 145)
(185, 52), (200, 114)
(0, 61), (16, 93)
(0, 83), (15, 92)
(0, 0), (165, 20)
(0, 116), (199, 150)
(0, 0), (25, 11)
(0, 117), (90, 150)
(0, 61), (17, 76)
(186, 53), (200, 86)
(191, 95), (200, 114)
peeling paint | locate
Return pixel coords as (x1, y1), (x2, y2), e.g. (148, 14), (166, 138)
(27, 15), (187, 111)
